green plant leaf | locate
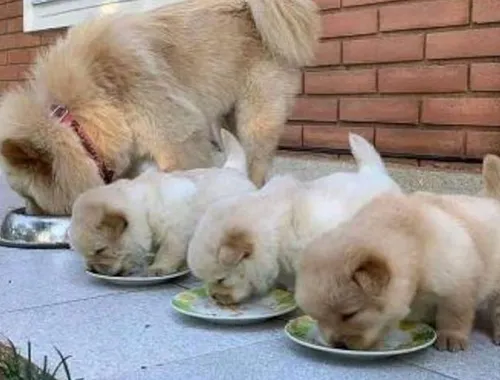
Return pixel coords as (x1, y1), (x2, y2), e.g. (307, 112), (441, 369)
(190, 287), (208, 298)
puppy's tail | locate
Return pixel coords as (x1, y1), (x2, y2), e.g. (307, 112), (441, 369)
(482, 154), (500, 199)
(246, 0), (319, 67)
(221, 129), (248, 176)
(349, 134), (388, 175)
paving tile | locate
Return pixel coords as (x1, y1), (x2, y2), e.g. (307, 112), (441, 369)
(109, 339), (452, 380)
(403, 329), (500, 380)
(0, 248), (134, 312)
(0, 289), (284, 380)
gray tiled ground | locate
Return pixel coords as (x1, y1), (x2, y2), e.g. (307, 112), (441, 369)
(0, 152), (494, 380)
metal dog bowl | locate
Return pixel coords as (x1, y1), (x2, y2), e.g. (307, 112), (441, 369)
(0, 208), (70, 249)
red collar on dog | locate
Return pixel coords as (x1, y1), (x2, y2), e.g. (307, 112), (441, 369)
(50, 104), (114, 184)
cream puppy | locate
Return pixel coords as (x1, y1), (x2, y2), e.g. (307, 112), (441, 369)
(69, 130), (256, 276)
(295, 154), (500, 352)
(187, 134), (401, 305)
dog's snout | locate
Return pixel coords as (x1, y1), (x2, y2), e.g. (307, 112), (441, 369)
(89, 263), (122, 276)
(332, 341), (349, 349)
(210, 291), (236, 305)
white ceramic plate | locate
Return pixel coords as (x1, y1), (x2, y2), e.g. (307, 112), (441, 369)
(285, 316), (436, 358)
(171, 287), (297, 325)
(86, 268), (190, 286)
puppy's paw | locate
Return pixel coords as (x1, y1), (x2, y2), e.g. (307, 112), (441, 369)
(492, 332), (500, 346)
(435, 332), (468, 352)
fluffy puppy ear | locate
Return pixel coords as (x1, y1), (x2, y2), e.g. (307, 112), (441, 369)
(98, 211), (128, 241)
(352, 255), (390, 297)
(1, 138), (52, 176)
(218, 229), (253, 266)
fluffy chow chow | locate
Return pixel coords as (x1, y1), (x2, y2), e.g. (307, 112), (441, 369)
(296, 154), (500, 352)
(0, 0), (319, 215)
(187, 134), (401, 305)
(69, 130), (256, 277)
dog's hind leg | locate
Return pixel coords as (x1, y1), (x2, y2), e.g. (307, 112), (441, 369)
(235, 63), (300, 187)
(490, 292), (500, 345)
(152, 128), (214, 172)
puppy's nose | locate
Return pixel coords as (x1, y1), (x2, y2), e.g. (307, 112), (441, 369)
(90, 263), (121, 276)
(210, 292), (236, 305)
(332, 341), (349, 349)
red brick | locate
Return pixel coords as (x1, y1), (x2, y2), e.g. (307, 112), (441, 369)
(473, 0), (500, 24)
(340, 98), (419, 124)
(7, 49), (35, 64)
(470, 63), (500, 91)
(290, 97), (338, 122)
(321, 9), (377, 38)
(0, 33), (41, 51)
(0, 51), (6, 65)
(314, 0), (340, 9)
(379, 65), (467, 93)
(343, 35), (424, 64)
(422, 98), (500, 126)
(280, 124), (303, 148)
(305, 69), (376, 94)
(466, 131), (500, 158)
(303, 125), (374, 149)
(427, 28), (500, 60)
(343, 0), (397, 6)
(0, 1), (22, 20)
(312, 40), (341, 66)
(0, 19), (6, 34)
(0, 64), (27, 80)
(376, 128), (464, 157)
(380, 0), (469, 32)
(7, 17), (22, 33)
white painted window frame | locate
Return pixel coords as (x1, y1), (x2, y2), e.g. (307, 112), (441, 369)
(24, 0), (183, 32)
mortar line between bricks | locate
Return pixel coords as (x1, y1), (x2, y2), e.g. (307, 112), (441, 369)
(0, 284), (187, 315)
(403, 360), (461, 380)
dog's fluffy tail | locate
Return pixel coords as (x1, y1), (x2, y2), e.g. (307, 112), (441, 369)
(482, 154), (500, 199)
(246, 0), (319, 67)
(349, 134), (388, 175)
(221, 129), (248, 176)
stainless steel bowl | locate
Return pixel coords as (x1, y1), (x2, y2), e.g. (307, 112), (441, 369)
(0, 208), (70, 249)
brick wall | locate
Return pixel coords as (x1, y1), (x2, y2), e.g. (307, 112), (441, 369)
(2, 0), (500, 162)
(0, 1), (64, 93)
(283, 0), (500, 162)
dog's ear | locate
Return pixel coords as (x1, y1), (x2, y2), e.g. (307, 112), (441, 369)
(1, 139), (52, 176)
(98, 212), (128, 240)
(352, 255), (390, 297)
(218, 229), (253, 266)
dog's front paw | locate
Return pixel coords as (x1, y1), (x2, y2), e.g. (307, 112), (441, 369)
(435, 331), (469, 352)
(146, 264), (177, 277)
(492, 330), (500, 346)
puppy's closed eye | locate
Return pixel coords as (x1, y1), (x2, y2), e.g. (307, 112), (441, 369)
(341, 311), (358, 322)
(94, 247), (107, 255)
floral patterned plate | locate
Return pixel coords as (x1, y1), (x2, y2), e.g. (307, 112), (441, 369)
(285, 316), (436, 358)
(171, 287), (297, 325)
